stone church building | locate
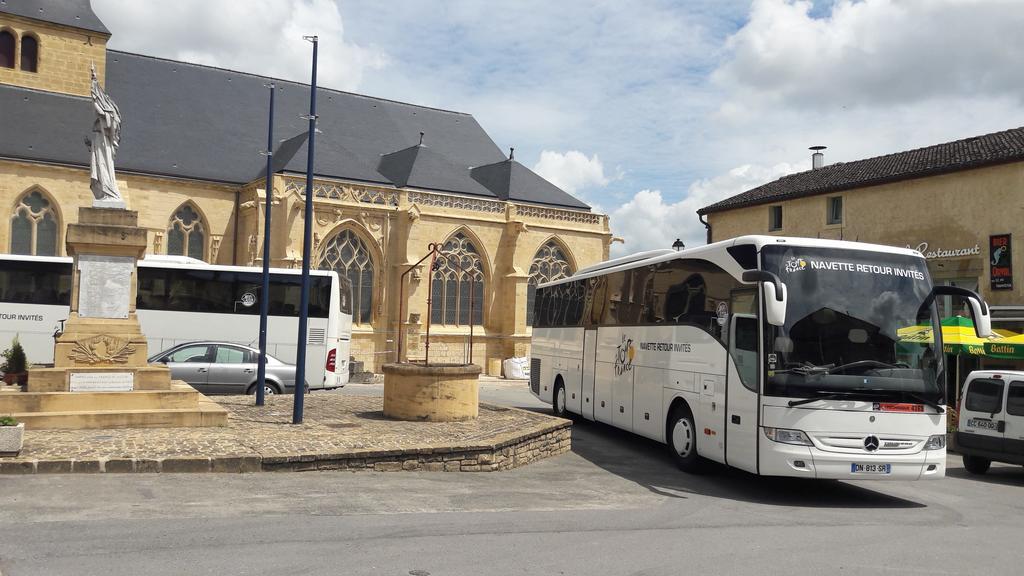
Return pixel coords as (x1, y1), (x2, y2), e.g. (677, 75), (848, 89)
(0, 1), (611, 374)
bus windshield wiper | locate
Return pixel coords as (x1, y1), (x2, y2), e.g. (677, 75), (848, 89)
(787, 390), (886, 407)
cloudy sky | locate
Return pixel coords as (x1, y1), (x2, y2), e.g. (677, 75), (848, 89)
(92, 0), (1024, 256)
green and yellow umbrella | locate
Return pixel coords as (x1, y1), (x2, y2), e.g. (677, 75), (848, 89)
(985, 333), (1024, 360)
(897, 316), (1018, 356)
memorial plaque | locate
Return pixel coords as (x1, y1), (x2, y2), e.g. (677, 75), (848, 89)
(78, 254), (134, 319)
(70, 372), (134, 392)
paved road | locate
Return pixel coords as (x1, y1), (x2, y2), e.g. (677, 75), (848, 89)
(1, 381), (1022, 575)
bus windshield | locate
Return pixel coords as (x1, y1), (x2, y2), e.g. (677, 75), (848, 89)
(761, 245), (944, 404)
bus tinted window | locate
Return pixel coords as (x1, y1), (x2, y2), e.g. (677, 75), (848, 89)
(0, 260), (71, 305)
(137, 267), (331, 318)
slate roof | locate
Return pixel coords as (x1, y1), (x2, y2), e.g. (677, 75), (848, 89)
(0, 0), (109, 35)
(698, 126), (1024, 215)
(0, 49), (591, 210)
(471, 158), (590, 209)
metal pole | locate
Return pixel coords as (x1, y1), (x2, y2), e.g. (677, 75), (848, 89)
(424, 247), (439, 365)
(256, 82), (275, 407)
(293, 36), (318, 425)
(468, 273), (474, 365)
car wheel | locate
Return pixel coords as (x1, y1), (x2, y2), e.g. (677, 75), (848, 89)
(962, 454), (991, 475)
(667, 404), (704, 473)
(247, 382), (280, 396)
(552, 380), (568, 417)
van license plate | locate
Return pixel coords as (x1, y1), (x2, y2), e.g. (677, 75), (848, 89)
(966, 418), (997, 430)
(851, 463), (891, 474)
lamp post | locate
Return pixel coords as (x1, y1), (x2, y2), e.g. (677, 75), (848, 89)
(672, 238), (685, 251)
(255, 82), (275, 407)
(293, 35), (318, 425)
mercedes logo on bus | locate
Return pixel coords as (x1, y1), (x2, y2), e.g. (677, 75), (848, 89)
(863, 435), (880, 452)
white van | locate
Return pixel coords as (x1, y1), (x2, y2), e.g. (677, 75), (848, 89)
(955, 370), (1024, 474)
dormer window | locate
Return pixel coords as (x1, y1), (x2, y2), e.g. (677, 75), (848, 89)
(20, 34), (38, 73)
(0, 30), (14, 69)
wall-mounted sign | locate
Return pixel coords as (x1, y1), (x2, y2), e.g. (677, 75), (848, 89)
(904, 242), (981, 260)
(990, 234), (1012, 290)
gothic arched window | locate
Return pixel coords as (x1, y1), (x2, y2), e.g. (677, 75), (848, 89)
(527, 240), (573, 325)
(0, 30), (14, 69)
(20, 34), (37, 73)
(431, 232), (484, 325)
(318, 229), (374, 325)
(167, 204), (206, 260)
(10, 190), (59, 256)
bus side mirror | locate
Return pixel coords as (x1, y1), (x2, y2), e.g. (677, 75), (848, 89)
(967, 296), (992, 338)
(932, 285), (991, 338)
(742, 270), (787, 327)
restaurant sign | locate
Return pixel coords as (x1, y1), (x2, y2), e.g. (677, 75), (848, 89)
(905, 241), (981, 260)
(990, 234), (1013, 290)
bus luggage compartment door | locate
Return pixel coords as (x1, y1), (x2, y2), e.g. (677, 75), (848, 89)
(698, 374), (725, 464)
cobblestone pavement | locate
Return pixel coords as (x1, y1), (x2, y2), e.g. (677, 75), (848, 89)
(0, 394), (570, 473)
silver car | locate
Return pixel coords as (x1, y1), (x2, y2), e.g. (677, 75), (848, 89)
(149, 341), (300, 395)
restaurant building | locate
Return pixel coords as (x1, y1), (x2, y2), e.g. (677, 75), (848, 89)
(698, 127), (1024, 399)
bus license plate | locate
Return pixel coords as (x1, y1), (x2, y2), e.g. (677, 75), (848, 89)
(851, 463), (891, 474)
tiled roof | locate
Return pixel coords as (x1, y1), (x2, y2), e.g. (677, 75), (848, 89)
(698, 126), (1024, 214)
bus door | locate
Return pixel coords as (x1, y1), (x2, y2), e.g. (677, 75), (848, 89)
(582, 329), (597, 420)
(726, 298), (760, 474)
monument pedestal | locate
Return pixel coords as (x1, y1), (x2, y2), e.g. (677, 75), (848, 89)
(27, 207), (164, 393)
(7, 207), (228, 429)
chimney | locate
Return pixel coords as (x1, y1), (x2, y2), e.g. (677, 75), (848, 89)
(810, 146), (827, 170)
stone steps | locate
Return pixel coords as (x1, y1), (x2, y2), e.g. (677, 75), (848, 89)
(0, 382), (229, 430)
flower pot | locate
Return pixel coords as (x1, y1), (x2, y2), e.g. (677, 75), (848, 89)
(3, 372), (27, 385)
(0, 423), (24, 454)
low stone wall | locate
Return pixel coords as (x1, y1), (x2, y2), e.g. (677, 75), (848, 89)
(0, 419), (571, 474)
(261, 425), (570, 472)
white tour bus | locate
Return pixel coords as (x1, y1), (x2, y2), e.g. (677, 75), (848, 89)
(0, 254), (351, 390)
(530, 235), (992, 480)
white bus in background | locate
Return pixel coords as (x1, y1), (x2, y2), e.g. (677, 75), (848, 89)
(530, 235), (992, 480)
(0, 254), (351, 390)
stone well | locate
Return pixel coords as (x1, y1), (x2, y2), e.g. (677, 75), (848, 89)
(382, 363), (482, 422)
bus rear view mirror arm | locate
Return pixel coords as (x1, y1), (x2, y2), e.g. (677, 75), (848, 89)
(742, 270), (787, 327)
(931, 285), (992, 338)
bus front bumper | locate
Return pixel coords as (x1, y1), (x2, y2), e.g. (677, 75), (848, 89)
(758, 441), (946, 480)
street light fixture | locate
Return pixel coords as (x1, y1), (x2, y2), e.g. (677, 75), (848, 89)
(672, 238), (685, 251)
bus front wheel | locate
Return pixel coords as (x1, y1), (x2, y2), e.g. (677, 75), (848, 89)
(668, 404), (703, 473)
(552, 381), (568, 418)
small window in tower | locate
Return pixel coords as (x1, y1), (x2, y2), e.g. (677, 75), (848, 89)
(0, 30), (15, 69)
(20, 35), (38, 73)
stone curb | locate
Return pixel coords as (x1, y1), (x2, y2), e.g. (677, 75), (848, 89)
(0, 404), (572, 475)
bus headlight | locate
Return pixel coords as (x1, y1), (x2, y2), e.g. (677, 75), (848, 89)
(923, 434), (946, 450)
(763, 427), (812, 446)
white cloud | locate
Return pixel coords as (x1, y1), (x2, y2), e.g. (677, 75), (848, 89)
(609, 162), (802, 257)
(92, 0), (388, 92)
(715, 0), (1024, 113)
(533, 150), (611, 195)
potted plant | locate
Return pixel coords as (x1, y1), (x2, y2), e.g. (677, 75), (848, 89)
(0, 416), (24, 455)
(1, 336), (28, 386)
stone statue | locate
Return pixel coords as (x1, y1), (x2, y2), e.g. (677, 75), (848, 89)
(86, 64), (123, 207)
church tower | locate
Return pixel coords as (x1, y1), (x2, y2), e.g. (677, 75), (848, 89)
(0, 0), (110, 96)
